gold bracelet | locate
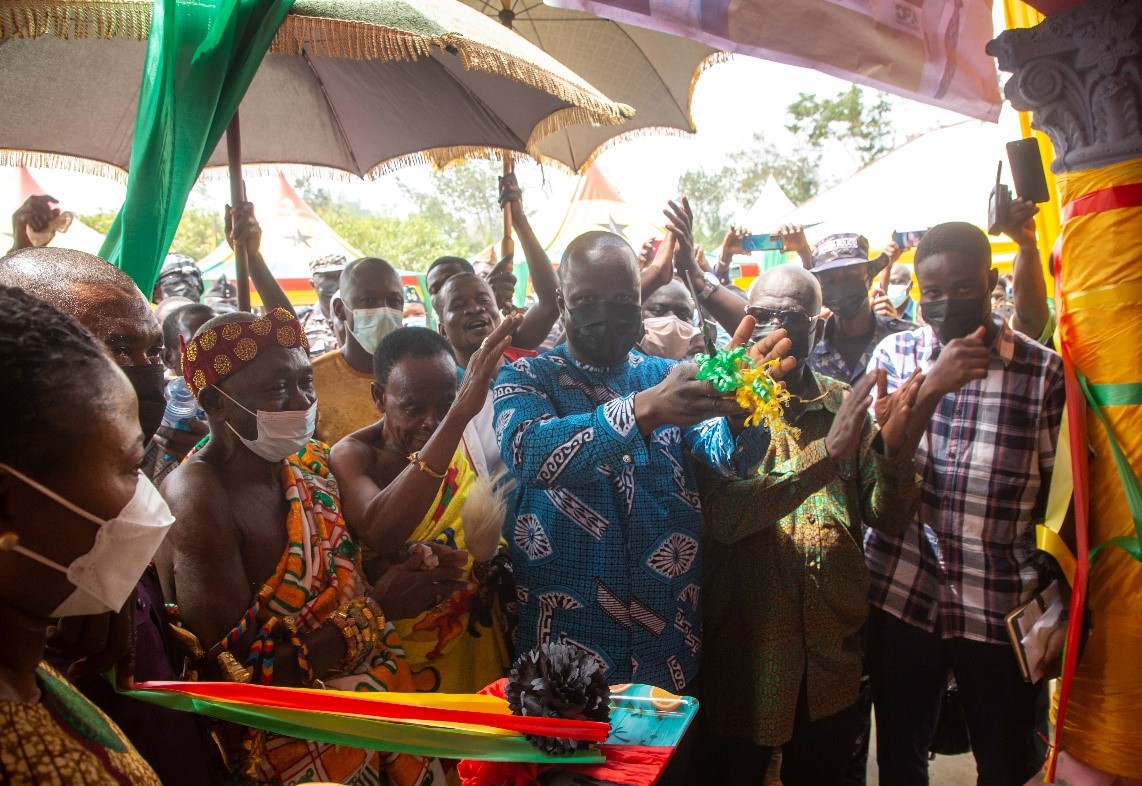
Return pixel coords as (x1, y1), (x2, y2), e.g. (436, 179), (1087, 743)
(408, 451), (447, 479)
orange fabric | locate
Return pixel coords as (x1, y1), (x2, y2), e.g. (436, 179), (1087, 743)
(1053, 159), (1142, 781)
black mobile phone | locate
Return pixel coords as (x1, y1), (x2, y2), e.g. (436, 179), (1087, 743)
(988, 161), (1012, 236)
(1006, 138), (1050, 204)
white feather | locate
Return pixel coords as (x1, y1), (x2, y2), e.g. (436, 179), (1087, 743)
(461, 474), (508, 563)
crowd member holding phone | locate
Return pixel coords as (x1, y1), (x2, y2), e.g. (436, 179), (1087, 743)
(865, 222), (1064, 786)
(807, 234), (914, 385)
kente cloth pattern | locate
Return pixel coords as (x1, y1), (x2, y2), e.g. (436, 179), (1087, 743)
(865, 316), (1065, 645)
(808, 313), (915, 385)
(698, 372), (920, 746)
(492, 345), (768, 691)
(228, 440), (441, 786)
(180, 307), (308, 396)
(0, 662), (161, 786)
(392, 447), (510, 694)
(311, 349), (380, 446)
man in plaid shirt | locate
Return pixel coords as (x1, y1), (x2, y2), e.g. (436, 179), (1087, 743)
(864, 222), (1064, 786)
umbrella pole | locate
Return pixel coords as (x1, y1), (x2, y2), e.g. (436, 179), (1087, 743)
(226, 111), (251, 312)
(501, 156), (515, 263)
(498, 0), (516, 269)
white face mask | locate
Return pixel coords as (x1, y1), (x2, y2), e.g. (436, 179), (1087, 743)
(219, 389), (317, 462)
(403, 316), (427, 328)
(0, 464), (174, 618)
(350, 307), (403, 354)
(640, 315), (701, 360)
(887, 283), (911, 309)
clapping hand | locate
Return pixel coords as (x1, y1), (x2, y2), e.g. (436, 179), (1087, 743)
(872, 368), (924, 457)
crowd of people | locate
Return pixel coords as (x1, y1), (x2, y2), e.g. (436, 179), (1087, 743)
(0, 175), (1064, 786)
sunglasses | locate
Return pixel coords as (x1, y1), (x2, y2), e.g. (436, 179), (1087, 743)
(747, 307), (819, 332)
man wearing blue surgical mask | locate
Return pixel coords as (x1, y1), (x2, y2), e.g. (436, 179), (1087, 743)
(313, 256), (405, 445)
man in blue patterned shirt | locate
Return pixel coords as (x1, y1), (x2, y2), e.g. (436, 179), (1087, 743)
(494, 228), (789, 697)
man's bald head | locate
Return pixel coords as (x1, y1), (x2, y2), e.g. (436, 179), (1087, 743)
(559, 231), (638, 289)
(0, 246), (161, 366)
(339, 256), (403, 310)
(749, 264), (823, 315)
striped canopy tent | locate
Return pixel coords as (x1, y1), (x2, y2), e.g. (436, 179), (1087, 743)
(545, 163), (664, 261)
(0, 166), (106, 255)
(196, 172), (416, 307)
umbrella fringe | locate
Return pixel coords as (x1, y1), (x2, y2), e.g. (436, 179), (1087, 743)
(0, 1), (151, 41)
(688, 51), (733, 128)
(0, 149), (128, 184)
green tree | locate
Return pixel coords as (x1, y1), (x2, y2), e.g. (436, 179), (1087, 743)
(786, 86), (894, 166)
(730, 135), (822, 206)
(677, 166), (736, 248)
(79, 206), (225, 260)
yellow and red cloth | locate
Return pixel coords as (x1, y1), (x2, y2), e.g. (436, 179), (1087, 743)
(180, 307), (308, 396)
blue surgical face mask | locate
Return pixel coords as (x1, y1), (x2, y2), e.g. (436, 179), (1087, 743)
(350, 307), (403, 354)
(403, 316), (428, 328)
(887, 283), (911, 309)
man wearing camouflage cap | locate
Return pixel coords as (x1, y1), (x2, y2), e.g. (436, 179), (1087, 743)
(301, 253), (345, 356)
(808, 233), (913, 385)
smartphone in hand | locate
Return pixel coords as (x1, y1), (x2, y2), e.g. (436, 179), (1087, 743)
(892, 229), (927, 249)
(741, 234), (783, 252)
(1006, 138), (1050, 204)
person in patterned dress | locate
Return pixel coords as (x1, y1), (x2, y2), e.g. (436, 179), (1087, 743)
(0, 285), (165, 786)
(697, 264), (924, 785)
(157, 309), (463, 785)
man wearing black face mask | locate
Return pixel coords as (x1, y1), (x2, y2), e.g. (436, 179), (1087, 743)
(698, 265), (923, 785)
(493, 228), (794, 785)
(864, 222), (1064, 786)
(810, 234), (914, 386)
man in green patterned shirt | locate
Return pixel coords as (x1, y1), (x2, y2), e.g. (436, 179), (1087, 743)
(697, 264), (924, 785)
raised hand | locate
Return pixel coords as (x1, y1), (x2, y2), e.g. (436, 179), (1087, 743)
(641, 234), (676, 295)
(778, 223), (811, 268)
(824, 373), (876, 463)
(1000, 198), (1040, 248)
(498, 172), (524, 220)
(924, 326), (990, 397)
(873, 368), (924, 457)
(484, 254), (519, 314)
(13, 194), (60, 234)
(371, 543), (470, 620)
(226, 202), (263, 258)
(665, 198), (695, 276)
(870, 285), (899, 318)
(720, 224), (750, 258)
(452, 313), (520, 422)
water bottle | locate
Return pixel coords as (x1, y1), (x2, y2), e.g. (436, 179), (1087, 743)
(162, 376), (203, 432)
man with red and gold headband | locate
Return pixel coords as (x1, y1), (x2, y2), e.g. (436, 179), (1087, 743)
(156, 308), (467, 785)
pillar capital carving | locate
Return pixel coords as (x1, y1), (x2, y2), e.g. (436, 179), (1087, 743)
(987, 0), (1142, 174)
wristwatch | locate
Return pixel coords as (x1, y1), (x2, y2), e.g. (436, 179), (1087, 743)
(695, 278), (719, 303)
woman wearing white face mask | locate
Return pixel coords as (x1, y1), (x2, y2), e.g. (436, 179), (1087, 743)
(0, 286), (166, 785)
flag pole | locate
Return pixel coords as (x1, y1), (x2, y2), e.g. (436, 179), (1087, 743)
(498, 0), (516, 269)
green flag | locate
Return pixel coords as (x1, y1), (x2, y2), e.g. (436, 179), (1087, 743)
(100, 0), (294, 294)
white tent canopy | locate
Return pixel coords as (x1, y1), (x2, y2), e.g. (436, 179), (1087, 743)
(771, 117), (1021, 247)
(739, 175), (796, 233)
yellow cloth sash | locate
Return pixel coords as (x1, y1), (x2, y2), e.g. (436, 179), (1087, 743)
(392, 448), (509, 693)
